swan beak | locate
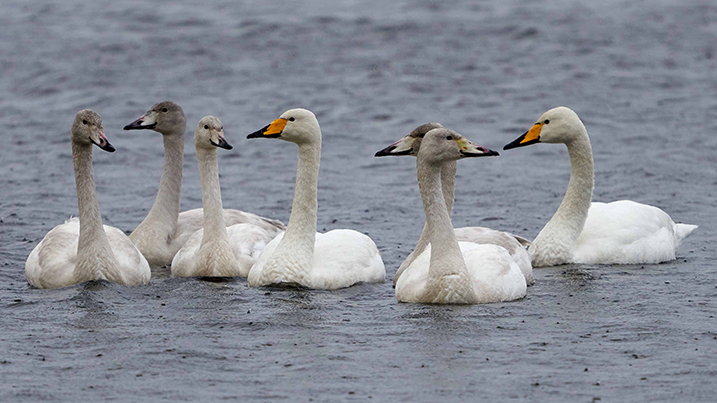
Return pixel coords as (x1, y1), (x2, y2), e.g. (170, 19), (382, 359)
(90, 130), (116, 153)
(374, 135), (416, 157)
(247, 118), (287, 139)
(210, 130), (233, 150)
(504, 123), (542, 150)
(123, 112), (157, 130)
(458, 138), (499, 158)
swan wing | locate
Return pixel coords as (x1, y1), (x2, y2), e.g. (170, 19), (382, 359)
(309, 229), (385, 290)
(574, 200), (697, 264)
(462, 243), (527, 303)
(226, 223), (274, 277)
(170, 227), (203, 277)
(104, 225), (151, 285)
(455, 226), (533, 285)
(25, 218), (80, 288)
(170, 208), (284, 257)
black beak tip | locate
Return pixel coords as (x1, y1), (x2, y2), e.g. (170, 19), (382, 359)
(102, 142), (116, 153)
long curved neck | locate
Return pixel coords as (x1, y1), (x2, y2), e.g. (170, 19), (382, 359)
(417, 159), (466, 277)
(532, 127), (594, 264)
(133, 132), (184, 239)
(394, 161), (456, 284)
(72, 142), (117, 280)
(280, 142), (321, 251)
(196, 147), (228, 245)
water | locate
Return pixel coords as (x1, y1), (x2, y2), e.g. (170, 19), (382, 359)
(1, 0), (716, 401)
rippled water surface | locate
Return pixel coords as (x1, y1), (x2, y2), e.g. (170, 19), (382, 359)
(1, 0), (716, 401)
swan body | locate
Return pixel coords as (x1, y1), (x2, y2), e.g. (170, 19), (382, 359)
(170, 116), (275, 277)
(123, 102), (284, 266)
(504, 106), (697, 267)
(375, 123), (533, 285)
(25, 110), (150, 289)
(395, 243), (526, 304)
(575, 201), (697, 264)
(250, 230), (385, 289)
(388, 128), (526, 304)
(246, 108), (385, 289)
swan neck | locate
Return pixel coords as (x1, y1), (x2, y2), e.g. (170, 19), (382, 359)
(532, 127), (594, 262)
(142, 133), (184, 234)
(196, 147), (228, 245)
(441, 161), (457, 216)
(417, 158), (467, 279)
(72, 142), (116, 279)
(395, 160), (457, 283)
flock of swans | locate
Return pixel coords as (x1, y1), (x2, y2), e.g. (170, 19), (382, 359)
(25, 102), (698, 304)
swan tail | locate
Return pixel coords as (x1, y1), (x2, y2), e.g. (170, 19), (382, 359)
(509, 233), (532, 248)
(674, 223), (698, 245)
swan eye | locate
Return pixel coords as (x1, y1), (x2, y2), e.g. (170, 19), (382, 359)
(446, 135), (453, 140)
(162, 108), (168, 113)
(544, 119), (550, 124)
(82, 120), (87, 125)
(289, 117), (295, 122)
(204, 125), (209, 130)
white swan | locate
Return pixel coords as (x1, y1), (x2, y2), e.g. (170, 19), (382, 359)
(391, 128), (526, 304)
(123, 102), (285, 266)
(25, 110), (150, 289)
(504, 106), (698, 267)
(245, 108), (385, 289)
(375, 123), (533, 286)
(171, 116), (274, 277)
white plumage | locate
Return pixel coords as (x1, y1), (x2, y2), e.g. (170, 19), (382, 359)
(246, 108), (385, 290)
(387, 128), (526, 304)
(26, 110), (150, 289)
(170, 116), (276, 277)
(504, 106), (697, 266)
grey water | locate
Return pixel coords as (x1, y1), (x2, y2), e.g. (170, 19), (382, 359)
(1, 0), (716, 401)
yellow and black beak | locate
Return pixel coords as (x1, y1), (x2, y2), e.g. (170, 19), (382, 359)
(504, 122), (543, 150)
(247, 118), (288, 139)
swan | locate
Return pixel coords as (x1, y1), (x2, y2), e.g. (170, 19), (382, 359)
(245, 108), (385, 289)
(390, 128), (526, 304)
(375, 123), (533, 286)
(171, 116), (274, 277)
(123, 101), (285, 266)
(503, 106), (698, 267)
(25, 110), (151, 289)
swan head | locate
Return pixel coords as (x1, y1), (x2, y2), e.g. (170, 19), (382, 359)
(374, 123), (443, 157)
(72, 110), (115, 152)
(124, 101), (186, 135)
(195, 116), (232, 150)
(504, 106), (584, 150)
(247, 108), (320, 145)
(418, 128), (498, 164)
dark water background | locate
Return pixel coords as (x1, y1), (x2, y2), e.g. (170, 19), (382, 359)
(1, 0), (716, 401)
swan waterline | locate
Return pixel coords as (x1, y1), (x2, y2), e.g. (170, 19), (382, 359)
(504, 106), (698, 267)
(383, 128), (526, 304)
(375, 123), (533, 287)
(123, 101), (285, 267)
(25, 110), (150, 289)
(170, 116), (275, 277)
(245, 108), (385, 290)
